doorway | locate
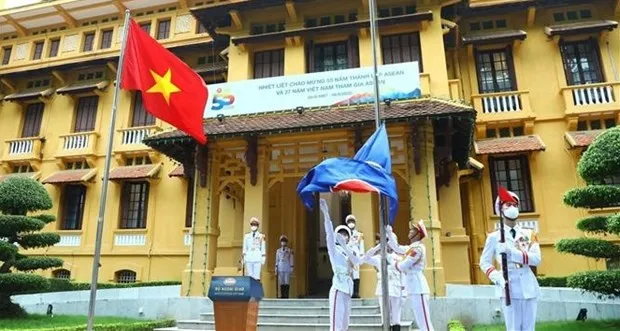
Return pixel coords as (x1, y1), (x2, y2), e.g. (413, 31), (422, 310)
(305, 192), (351, 298)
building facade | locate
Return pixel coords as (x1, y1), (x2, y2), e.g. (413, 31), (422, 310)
(0, 0), (618, 299)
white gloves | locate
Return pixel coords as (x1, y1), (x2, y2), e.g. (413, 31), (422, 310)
(489, 270), (506, 289)
(261, 257), (266, 265)
(319, 198), (330, 219)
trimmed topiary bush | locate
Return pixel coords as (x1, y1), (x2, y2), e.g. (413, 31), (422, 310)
(537, 276), (568, 288)
(448, 320), (466, 331)
(556, 126), (620, 298)
(0, 177), (62, 318)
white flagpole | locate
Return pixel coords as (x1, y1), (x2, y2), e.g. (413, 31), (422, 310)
(86, 9), (131, 331)
(367, 0), (391, 329)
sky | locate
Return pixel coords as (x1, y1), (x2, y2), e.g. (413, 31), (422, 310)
(2, 0), (43, 10)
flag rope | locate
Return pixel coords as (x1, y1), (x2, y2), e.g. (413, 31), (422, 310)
(423, 123), (438, 298)
(185, 164), (199, 297)
(201, 154), (212, 296)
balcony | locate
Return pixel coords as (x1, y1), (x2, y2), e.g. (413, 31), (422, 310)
(114, 126), (160, 153)
(561, 82), (620, 116)
(471, 90), (534, 123)
(2, 137), (42, 164)
(55, 132), (99, 160)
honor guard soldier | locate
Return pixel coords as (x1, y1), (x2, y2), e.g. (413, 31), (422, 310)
(242, 217), (266, 281)
(275, 235), (294, 298)
(320, 199), (360, 331)
(346, 214), (365, 298)
(361, 233), (404, 331)
(480, 187), (541, 331)
(387, 221), (435, 331)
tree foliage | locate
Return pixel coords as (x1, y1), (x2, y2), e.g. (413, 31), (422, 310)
(557, 126), (620, 297)
(0, 178), (62, 318)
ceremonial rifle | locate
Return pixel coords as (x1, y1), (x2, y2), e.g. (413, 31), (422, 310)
(498, 189), (511, 306)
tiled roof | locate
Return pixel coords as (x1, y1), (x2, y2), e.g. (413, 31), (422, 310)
(474, 135), (546, 155)
(4, 87), (54, 101)
(545, 20), (618, 37)
(169, 165), (185, 177)
(56, 80), (109, 95)
(109, 164), (161, 181)
(42, 169), (97, 184)
(145, 98), (475, 142)
(462, 30), (527, 45)
(194, 61), (228, 74)
(565, 130), (604, 148)
(0, 172), (40, 182)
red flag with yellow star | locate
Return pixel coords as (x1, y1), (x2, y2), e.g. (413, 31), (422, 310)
(121, 19), (207, 144)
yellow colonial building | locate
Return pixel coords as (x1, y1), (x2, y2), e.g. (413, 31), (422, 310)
(0, 0), (618, 299)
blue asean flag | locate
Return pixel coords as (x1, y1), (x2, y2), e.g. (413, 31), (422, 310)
(296, 123), (399, 224)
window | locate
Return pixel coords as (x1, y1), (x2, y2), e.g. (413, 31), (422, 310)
(490, 156), (535, 213)
(100, 30), (113, 49)
(13, 164), (34, 173)
(560, 39), (603, 86)
(65, 160), (89, 170)
(74, 96), (99, 132)
(2, 47), (11, 65)
(577, 118), (616, 131)
(83, 32), (95, 51)
(131, 93), (155, 127)
(49, 39), (60, 57)
(32, 41), (44, 60)
(60, 185), (86, 230)
(308, 37), (361, 73)
(120, 181), (150, 229)
(22, 103), (44, 137)
(156, 19), (171, 40)
(125, 156), (152, 166)
(250, 22), (285, 35)
(52, 269), (71, 280)
(381, 33), (422, 72)
(185, 176), (194, 228)
(253, 49), (284, 79)
(115, 270), (136, 283)
(475, 48), (517, 93)
(140, 22), (151, 34)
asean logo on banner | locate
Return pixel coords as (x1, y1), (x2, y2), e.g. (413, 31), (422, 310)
(211, 88), (236, 111)
(223, 277), (237, 286)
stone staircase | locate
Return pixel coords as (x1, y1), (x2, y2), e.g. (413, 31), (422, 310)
(156, 298), (416, 330)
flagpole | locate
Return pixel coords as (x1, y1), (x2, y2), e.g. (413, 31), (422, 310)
(86, 9), (131, 331)
(367, 0), (390, 329)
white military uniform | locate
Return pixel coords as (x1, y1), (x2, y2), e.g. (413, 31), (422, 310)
(242, 230), (266, 280)
(361, 245), (403, 327)
(349, 228), (365, 279)
(480, 224), (541, 331)
(323, 215), (360, 331)
(276, 246), (294, 285)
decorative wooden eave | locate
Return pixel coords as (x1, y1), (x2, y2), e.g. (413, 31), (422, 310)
(230, 11), (433, 46)
(4, 87), (55, 103)
(56, 80), (109, 96)
(461, 29), (527, 46)
(544, 20), (618, 38)
(245, 135), (258, 186)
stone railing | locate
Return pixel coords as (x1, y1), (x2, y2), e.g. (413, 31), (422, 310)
(561, 82), (620, 115)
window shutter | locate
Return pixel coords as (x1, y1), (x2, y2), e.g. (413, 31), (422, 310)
(347, 34), (360, 68)
(505, 45), (518, 90)
(305, 40), (315, 73)
(473, 48), (484, 94)
(558, 40), (575, 86)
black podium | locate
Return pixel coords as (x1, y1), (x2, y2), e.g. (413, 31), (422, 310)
(208, 276), (264, 331)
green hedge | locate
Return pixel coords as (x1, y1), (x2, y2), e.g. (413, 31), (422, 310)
(563, 185), (620, 209)
(17, 320), (175, 331)
(537, 276), (568, 287)
(20, 279), (182, 294)
(578, 127), (620, 184)
(576, 216), (611, 234)
(567, 270), (620, 298)
(555, 237), (620, 259)
(448, 320), (466, 331)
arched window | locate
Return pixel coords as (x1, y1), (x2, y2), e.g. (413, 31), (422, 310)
(115, 270), (136, 284)
(52, 269), (71, 280)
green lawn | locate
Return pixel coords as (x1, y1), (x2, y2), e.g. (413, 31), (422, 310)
(0, 315), (173, 330)
(473, 320), (620, 331)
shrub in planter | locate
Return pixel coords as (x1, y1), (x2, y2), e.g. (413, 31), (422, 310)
(448, 320), (466, 331)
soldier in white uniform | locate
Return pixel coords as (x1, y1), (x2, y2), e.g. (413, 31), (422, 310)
(319, 199), (360, 331)
(275, 234), (294, 298)
(242, 217), (266, 281)
(480, 187), (541, 331)
(387, 221), (434, 331)
(346, 214), (365, 298)
(361, 233), (403, 331)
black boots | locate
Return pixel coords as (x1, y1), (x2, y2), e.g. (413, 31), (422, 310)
(391, 325), (401, 331)
(279, 285), (290, 298)
(353, 279), (360, 298)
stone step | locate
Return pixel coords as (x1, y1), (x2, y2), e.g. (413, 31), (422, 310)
(200, 313), (383, 324)
(204, 305), (381, 317)
(159, 321), (417, 331)
(258, 298), (378, 307)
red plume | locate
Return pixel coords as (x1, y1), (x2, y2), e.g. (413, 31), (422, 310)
(498, 186), (517, 204)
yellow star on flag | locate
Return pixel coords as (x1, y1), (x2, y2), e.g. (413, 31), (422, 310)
(146, 69), (181, 104)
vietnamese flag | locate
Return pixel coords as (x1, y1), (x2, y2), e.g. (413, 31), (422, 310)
(121, 19), (207, 144)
